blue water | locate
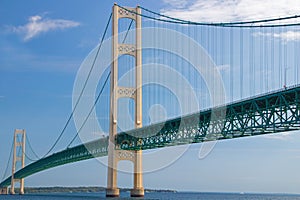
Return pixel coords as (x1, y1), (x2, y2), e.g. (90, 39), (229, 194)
(1, 192), (300, 200)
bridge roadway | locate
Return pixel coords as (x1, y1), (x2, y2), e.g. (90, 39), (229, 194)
(1, 85), (300, 187)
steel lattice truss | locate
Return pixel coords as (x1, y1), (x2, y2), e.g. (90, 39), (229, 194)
(1, 86), (300, 187)
(116, 86), (300, 150)
(0, 138), (108, 187)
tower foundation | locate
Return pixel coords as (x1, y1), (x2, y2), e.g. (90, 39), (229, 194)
(106, 188), (120, 197)
(131, 187), (145, 197)
(0, 187), (8, 195)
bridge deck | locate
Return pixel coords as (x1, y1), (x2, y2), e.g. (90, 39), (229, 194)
(1, 85), (300, 187)
(117, 85), (300, 149)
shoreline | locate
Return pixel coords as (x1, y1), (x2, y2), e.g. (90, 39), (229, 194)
(14, 186), (177, 194)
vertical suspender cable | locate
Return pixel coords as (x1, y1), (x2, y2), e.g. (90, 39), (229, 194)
(279, 27), (282, 88)
(284, 26), (288, 88)
(264, 26), (268, 91)
(249, 28), (253, 96)
(295, 25), (299, 84)
(271, 27), (275, 91)
(240, 28), (243, 98)
(230, 27), (233, 101)
(259, 26), (263, 92)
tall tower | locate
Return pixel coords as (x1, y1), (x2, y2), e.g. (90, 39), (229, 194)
(106, 4), (144, 198)
(10, 129), (26, 195)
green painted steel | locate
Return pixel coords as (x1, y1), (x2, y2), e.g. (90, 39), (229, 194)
(1, 86), (300, 187)
(0, 138), (108, 187)
(117, 86), (300, 150)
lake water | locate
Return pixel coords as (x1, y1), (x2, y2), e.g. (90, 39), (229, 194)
(1, 192), (300, 200)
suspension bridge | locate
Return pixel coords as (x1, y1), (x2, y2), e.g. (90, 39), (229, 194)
(1, 3), (300, 197)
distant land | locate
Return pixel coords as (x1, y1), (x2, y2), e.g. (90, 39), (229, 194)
(12, 186), (176, 194)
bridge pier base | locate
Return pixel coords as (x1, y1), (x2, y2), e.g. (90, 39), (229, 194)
(0, 187), (8, 195)
(106, 188), (120, 197)
(10, 189), (15, 195)
(131, 150), (144, 197)
(131, 187), (144, 197)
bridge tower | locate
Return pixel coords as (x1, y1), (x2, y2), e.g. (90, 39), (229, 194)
(106, 4), (144, 197)
(10, 129), (26, 195)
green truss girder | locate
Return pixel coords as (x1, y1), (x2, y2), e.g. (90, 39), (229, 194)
(0, 138), (108, 187)
(116, 86), (300, 150)
(1, 86), (300, 188)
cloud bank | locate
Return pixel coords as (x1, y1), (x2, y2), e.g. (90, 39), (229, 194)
(254, 30), (300, 42)
(11, 15), (80, 41)
(161, 0), (300, 22)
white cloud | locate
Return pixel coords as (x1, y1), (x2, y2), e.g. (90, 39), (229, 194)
(254, 31), (300, 42)
(163, 0), (189, 9)
(161, 0), (300, 23)
(274, 31), (300, 42)
(10, 15), (80, 41)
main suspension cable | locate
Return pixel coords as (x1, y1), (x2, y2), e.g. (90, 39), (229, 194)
(1, 138), (13, 181)
(15, 134), (36, 163)
(122, 19), (134, 43)
(67, 15), (135, 147)
(118, 4), (300, 28)
(140, 5), (300, 26)
(26, 134), (40, 160)
(67, 71), (111, 147)
(38, 13), (112, 158)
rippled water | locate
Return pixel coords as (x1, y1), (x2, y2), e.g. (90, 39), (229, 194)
(1, 192), (300, 200)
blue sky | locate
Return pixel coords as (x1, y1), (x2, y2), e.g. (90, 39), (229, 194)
(1, 0), (300, 194)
